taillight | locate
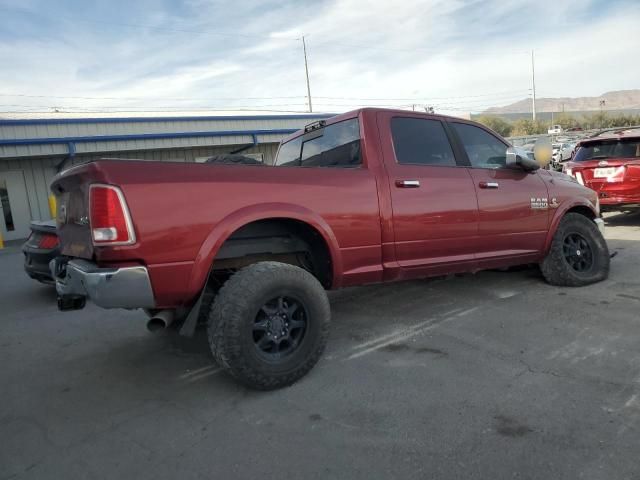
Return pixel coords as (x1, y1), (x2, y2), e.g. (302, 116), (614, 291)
(38, 233), (59, 249)
(89, 184), (135, 245)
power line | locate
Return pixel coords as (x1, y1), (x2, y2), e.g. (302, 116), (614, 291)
(0, 90), (531, 104)
(313, 90), (529, 102)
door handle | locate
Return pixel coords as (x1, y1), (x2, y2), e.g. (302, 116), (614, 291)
(396, 180), (420, 188)
(479, 181), (499, 189)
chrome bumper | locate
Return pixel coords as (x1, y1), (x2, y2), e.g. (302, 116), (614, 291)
(594, 218), (605, 235)
(51, 259), (155, 309)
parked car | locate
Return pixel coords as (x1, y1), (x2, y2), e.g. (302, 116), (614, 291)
(548, 125), (563, 135)
(563, 130), (640, 211)
(50, 108), (609, 390)
(22, 220), (59, 284)
(551, 142), (574, 170)
(520, 143), (536, 160)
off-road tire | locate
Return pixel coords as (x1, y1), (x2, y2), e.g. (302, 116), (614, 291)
(208, 261), (331, 390)
(541, 213), (609, 286)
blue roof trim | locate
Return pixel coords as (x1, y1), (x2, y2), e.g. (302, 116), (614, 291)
(0, 128), (298, 146)
(0, 113), (335, 126)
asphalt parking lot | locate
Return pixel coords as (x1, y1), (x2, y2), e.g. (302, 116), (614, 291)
(2, 213), (640, 480)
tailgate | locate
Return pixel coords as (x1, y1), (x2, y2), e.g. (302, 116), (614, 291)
(50, 164), (98, 259)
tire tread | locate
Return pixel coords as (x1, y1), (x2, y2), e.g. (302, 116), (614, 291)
(207, 261), (330, 390)
(541, 213), (609, 287)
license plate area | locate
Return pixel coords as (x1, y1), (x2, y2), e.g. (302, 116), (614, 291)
(594, 167), (616, 178)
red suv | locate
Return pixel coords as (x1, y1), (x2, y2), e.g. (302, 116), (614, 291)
(563, 129), (640, 211)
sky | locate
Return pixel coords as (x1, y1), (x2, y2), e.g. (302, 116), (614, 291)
(0, 0), (638, 116)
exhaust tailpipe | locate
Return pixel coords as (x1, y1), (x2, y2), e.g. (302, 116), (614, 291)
(146, 310), (175, 332)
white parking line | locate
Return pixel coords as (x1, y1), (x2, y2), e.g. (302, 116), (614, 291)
(347, 308), (464, 352)
(185, 368), (224, 383)
(347, 307), (479, 360)
(179, 364), (219, 379)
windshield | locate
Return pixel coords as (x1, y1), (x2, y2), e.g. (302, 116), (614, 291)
(574, 139), (640, 162)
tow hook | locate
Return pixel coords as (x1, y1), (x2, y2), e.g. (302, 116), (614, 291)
(57, 295), (86, 311)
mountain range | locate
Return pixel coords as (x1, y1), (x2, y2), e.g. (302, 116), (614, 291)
(484, 89), (640, 114)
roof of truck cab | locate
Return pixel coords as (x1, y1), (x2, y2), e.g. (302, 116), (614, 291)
(280, 107), (469, 144)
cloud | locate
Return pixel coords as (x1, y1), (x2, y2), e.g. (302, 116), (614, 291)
(0, 0), (637, 115)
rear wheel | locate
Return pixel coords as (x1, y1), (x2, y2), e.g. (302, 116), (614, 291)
(207, 261), (331, 390)
(541, 213), (609, 286)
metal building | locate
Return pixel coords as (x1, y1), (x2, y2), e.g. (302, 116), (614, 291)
(0, 113), (331, 241)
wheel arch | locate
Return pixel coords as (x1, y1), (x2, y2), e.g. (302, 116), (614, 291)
(543, 200), (598, 254)
(187, 203), (343, 296)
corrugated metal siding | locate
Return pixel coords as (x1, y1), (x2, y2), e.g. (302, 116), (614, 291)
(0, 157), (56, 221)
(70, 142), (279, 165)
(0, 115), (330, 159)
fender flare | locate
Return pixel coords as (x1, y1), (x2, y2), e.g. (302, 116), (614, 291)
(543, 199), (598, 254)
(186, 203), (343, 296)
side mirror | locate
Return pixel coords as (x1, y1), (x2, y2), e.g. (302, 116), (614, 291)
(506, 146), (540, 171)
(533, 136), (553, 169)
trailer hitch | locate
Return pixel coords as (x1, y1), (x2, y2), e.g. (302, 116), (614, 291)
(57, 295), (86, 311)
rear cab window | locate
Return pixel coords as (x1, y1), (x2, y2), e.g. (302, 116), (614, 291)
(275, 118), (361, 168)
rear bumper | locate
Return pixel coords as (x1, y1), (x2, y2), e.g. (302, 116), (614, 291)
(599, 194), (640, 210)
(51, 258), (156, 309)
(23, 248), (58, 284)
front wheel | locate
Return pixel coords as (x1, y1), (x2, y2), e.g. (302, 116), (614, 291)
(207, 261), (331, 390)
(540, 213), (610, 287)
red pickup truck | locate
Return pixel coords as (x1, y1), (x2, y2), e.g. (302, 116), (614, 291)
(51, 108), (609, 390)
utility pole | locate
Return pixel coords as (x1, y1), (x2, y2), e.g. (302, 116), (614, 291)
(302, 35), (313, 113)
(531, 50), (537, 122)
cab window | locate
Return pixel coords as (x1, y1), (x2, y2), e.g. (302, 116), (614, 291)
(274, 137), (302, 166)
(390, 117), (456, 166)
(300, 118), (361, 167)
(452, 122), (508, 169)
(275, 118), (361, 168)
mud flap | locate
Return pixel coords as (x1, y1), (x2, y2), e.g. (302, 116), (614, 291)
(179, 289), (205, 337)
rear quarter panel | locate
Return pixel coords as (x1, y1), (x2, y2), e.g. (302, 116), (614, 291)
(89, 161), (383, 306)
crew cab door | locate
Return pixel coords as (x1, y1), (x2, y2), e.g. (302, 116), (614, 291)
(377, 111), (478, 277)
(448, 121), (549, 266)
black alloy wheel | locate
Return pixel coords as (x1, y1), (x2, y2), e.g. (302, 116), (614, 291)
(253, 296), (307, 360)
(562, 233), (594, 273)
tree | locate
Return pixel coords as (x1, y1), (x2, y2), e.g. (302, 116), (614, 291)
(554, 113), (578, 130)
(475, 115), (513, 137)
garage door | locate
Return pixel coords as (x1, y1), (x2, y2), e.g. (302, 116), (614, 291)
(0, 170), (32, 241)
